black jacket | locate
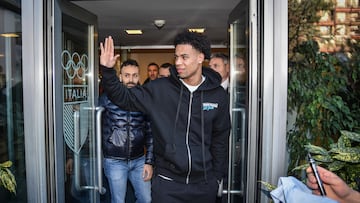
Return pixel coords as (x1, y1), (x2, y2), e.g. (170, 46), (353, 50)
(101, 65), (231, 184)
(99, 93), (154, 165)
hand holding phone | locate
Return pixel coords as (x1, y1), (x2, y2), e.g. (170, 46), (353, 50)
(308, 153), (327, 196)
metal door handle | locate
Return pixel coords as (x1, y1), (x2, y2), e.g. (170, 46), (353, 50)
(73, 111), (81, 191)
(95, 106), (106, 194)
(73, 107), (106, 194)
(225, 107), (246, 197)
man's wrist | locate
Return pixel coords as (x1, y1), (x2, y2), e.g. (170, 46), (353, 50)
(100, 64), (113, 69)
(345, 189), (360, 203)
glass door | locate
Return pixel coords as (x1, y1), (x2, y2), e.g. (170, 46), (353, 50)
(53, 1), (105, 202)
(0, 1), (26, 202)
(226, 0), (250, 202)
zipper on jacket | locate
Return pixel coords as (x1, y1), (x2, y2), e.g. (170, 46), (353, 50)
(126, 111), (130, 159)
(185, 92), (193, 184)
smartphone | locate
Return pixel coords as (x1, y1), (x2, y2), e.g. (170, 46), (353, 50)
(308, 153), (327, 196)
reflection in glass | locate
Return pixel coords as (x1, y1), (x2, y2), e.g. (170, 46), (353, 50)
(0, 4), (27, 202)
(61, 14), (93, 203)
(226, 1), (249, 201)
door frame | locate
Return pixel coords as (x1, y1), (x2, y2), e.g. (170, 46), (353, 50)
(22, 0), (99, 202)
(227, 0), (288, 202)
(22, 0), (48, 202)
(53, 0), (99, 202)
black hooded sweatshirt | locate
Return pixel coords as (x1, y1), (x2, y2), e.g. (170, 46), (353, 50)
(101, 65), (231, 184)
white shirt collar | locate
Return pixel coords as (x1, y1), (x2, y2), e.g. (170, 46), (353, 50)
(180, 75), (206, 93)
(221, 77), (230, 90)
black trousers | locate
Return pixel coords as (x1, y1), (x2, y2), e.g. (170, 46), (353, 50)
(151, 174), (218, 203)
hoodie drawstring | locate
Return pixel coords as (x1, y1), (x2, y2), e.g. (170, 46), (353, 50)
(171, 86), (208, 183)
(200, 91), (208, 183)
(171, 85), (184, 152)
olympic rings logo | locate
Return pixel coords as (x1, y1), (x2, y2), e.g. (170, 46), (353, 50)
(61, 50), (88, 80)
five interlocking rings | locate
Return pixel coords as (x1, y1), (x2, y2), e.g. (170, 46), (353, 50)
(61, 50), (88, 80)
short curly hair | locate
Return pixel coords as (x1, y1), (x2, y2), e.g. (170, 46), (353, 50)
(174, 30), (211, 60)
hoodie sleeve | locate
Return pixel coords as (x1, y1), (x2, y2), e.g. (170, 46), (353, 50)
(211, 92), (231, 180)
(101, 66), (148, 113)
(144, 115), (154, 165)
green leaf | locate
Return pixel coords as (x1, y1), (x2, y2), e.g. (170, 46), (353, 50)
(258, 181), (277, 191)
(327, 161), (345, 171)
(333, 152), (360, 163)
(291, 163), (308, 172)
(0, 162), (16, 194)
(337, 135), (352, 148)
(304, 144), (329, 155)
(341, 130), (360, 142)
(330, 147), (360, 154)
(0, 161), (12, 168)
(312, 154), (333, 162)
(3, 168), (16, 194)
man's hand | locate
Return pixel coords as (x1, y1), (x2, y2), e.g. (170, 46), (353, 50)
(100, 36), (120, 68)
(306, 166), (360, 203)
(65, 158), (73, 175)
(142, 164), (153, 182)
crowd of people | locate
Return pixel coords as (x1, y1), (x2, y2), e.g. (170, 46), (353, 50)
(66, 30), (359, 203)
(99, 31), (230, 203)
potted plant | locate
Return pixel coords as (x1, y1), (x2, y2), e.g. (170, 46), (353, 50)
(292, 130), (360, 190)
(0, 161), (16, 194)
(287, 39), (360, 178)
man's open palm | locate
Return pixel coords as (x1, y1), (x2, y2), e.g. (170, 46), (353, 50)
(100, 36), (120, 68)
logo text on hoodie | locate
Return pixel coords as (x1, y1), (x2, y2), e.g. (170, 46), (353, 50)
(202, 102), (218, 111)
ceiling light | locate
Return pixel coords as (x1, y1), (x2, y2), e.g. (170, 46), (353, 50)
(188, 28), (205, 33)
(154, 19), (166, 30)
(125, 30), (143, 35)
(0, 33), (20, 38)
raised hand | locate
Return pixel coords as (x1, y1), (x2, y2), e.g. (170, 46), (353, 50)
(100, 36), (120, 68)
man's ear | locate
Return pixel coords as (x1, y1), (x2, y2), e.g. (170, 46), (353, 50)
(226, 63), (230, 72)
(119, 74), (122, 82)
(198, 53), (205, 64)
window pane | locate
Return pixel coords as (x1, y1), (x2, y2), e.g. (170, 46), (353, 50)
(0, 2), (26, 202)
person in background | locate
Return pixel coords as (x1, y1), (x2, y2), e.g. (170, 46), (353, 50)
(99, 59), (154, 203)
(158, 62), (172, 78)
(209, 53), (231, 203)
(143, 62), (159, 84)
(235, 53), (246, 85)
(209, 53), (230, 91)
(99, 31), (231, 203)
(306, 166), (360, 203)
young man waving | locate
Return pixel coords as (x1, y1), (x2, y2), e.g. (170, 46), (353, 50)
(100, 31), (230, 203)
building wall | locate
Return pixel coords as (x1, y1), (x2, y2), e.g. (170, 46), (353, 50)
(317, 0), (360, 52)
